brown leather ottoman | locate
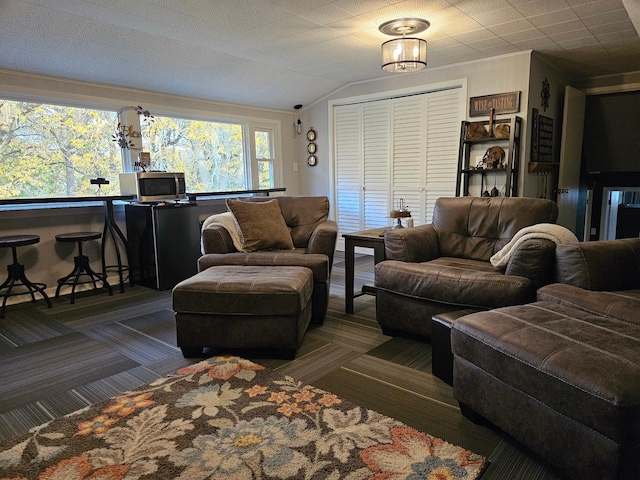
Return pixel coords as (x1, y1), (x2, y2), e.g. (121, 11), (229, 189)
(451, 301), (640, 480)
(173, 265), (313, 359)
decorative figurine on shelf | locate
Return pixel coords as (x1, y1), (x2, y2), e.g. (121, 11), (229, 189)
(389, 198), (411, 229)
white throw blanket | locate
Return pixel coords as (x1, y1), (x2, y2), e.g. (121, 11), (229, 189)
(490, 223), (579, 269)
(201, 211), (244, 253)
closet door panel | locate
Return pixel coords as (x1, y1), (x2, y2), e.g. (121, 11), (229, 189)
(391, 97), (425, 224)
(424, 88), (462, 223)
(335, 105), (362, 234)
(363, 101), (390, 229)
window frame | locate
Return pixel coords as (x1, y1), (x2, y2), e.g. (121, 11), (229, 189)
(0, 94), (285, 200)
(249, 123), (281, 189)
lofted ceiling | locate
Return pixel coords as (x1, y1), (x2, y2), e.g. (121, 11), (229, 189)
(1, 0), (639, 111)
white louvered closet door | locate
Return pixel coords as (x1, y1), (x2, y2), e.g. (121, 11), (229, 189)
(334, 105), (362, 235)
(362, 100), (390, 230)
(390, 96), (425, 224)
(334, 86), (462, 234)
(390, 89), (462, 225)
(423, 88), (463, 223)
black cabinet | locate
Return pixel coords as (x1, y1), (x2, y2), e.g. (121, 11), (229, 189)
(456, 115), (521, 197)
(125, 202), (201, 290)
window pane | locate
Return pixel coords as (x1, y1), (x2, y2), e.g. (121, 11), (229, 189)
(0, 100), (119, 198)
(255, 130), (271, 159)
(258, 160), (273, 189)
(141, 116), (245, 192)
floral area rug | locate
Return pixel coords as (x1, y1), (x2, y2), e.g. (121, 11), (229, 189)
(0, 356), (486, 479)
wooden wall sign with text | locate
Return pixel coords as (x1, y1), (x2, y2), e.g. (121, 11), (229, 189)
(530, 108), (554, 163)
(469, 92), (520, 117)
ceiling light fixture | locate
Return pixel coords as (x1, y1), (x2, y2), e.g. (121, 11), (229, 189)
(379, 18), (429, 73)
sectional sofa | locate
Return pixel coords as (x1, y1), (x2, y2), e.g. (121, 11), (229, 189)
(451, 237), (640, 480)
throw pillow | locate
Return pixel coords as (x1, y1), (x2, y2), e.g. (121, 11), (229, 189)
(226, 198), (294, 252)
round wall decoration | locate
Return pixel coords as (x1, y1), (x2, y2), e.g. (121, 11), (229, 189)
(306, 128), (317, 166)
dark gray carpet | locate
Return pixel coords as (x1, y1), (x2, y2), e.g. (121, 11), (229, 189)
(0, 253), (565, 479)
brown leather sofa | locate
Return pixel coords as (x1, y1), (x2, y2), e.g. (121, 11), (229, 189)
(451, 237), (640, 480)
(537, 237), (640, 321)
(374, 196), (559, 338)
(199, 196), (338, 324)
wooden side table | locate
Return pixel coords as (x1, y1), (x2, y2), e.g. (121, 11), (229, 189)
(342, 228), (387, 314)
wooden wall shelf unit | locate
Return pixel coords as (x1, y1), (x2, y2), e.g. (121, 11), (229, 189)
(456, 115), (522, 197)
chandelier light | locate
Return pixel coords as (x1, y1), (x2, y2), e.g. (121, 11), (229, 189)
(379, 18), (429, 73)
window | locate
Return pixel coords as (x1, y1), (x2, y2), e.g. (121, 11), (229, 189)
(140, 116), (246, 192)
(254, 127), (275, 189)
(0, 99), (120, 197)
(0, 98), (281, 198)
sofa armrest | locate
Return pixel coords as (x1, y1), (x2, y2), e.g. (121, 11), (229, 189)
(504, 238), (556, 289)
(306, 220), (338, 272)
(554, 238), (640, 290)
(384, 224), (440, 262)
(201, 225), (237, 254)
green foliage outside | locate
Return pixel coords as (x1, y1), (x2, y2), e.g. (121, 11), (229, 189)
(0, 100), (121, 197)
(141, 116), (248, 192)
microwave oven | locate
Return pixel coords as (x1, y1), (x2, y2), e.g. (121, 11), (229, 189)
(119, 172), (187, 202)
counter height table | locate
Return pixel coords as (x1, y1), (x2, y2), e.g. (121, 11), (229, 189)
(0, 195), (135, 292)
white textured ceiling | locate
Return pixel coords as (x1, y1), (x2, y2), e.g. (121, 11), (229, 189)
(1, 0), (639, 111)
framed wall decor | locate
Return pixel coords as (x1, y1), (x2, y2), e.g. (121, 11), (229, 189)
(307, 128), (317, 166)
(530, 108), (554, 163)
(307, 128), (316, 141)
(469, 92), (520, 117)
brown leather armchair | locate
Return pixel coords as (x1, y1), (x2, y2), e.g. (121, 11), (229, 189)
(199, 196), (338, 324)
(375, 196), (559, 339)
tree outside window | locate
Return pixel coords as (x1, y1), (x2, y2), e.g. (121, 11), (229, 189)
(140, 116), (245, 192)
(0, 100), (120, 197)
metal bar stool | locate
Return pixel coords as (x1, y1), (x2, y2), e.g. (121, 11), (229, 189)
(55, 232), (113, 304)
(0, 234), (52, 318)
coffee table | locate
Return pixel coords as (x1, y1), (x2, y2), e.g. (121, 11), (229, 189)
(342, 227), (388, 314)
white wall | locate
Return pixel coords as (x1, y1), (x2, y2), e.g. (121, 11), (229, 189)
(298, 52), (539, 207)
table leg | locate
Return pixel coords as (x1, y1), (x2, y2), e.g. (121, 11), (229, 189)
(373, 242), (385, 265)
(345, 238), (355, 314)
(102, 200), (132, 292)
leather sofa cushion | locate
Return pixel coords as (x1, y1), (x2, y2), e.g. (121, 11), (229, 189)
(375, 257), (533, 309)
(451, 301), (640, 445)
(173, 265), (313, 316)
(554, 238), (640, 291)
(198, 252), (329, 283)
(432, 197), (558, 261)
(537, 284), (640, 324)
